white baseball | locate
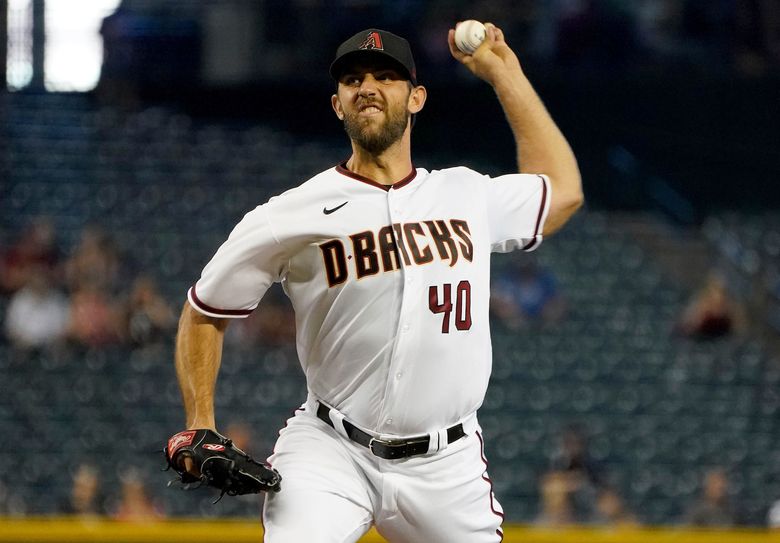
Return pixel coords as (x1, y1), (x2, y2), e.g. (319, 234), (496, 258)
(454, 20), (486, 54)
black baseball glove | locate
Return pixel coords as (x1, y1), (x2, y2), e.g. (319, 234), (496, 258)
(165, 429), (281, 498)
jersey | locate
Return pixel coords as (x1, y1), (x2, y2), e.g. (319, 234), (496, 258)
(188, 162), (550, 436)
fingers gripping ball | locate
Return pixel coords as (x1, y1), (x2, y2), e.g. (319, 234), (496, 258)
(454, 20), (487, 54)
(165, 429), (282, 498)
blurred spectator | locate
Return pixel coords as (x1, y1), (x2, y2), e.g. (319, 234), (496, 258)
(224, 420), (274, 461)
(225, 285), (295, 348)
(61, 464), (105, 516)
(684, 467), (738, 527)
(593, 486), (640, 527)
(534, 471), (577, 527)
(64, 225), (122, 295)
(98, 4), (142, 109)
(123, 275), (175, 346)
(491, 256), (566, 329)
(550, 424), (604, 483)
(67, 283), (123, 349)
(4, 265), (69, 351)
(224, 421), (254, 453)
(548, 424), (604, 522)
(676, 271), (746, 339)
(113, 469), (164, 521)
(550, 424), (602, 476)
(0, 478), (26, 515)
(98, 2), (200, 105)
(0, 217), (61, 295)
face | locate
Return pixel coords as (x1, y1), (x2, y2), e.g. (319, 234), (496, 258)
(332, 59), (425, 154)
(704, 470), (728, 500)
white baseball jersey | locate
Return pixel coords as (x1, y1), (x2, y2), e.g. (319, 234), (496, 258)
(189, 162), (550, 436)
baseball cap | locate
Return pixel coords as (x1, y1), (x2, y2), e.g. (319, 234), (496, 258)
(330, 29), (418, 85)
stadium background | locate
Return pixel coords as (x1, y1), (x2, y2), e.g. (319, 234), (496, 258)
(1, 0), (779, 541)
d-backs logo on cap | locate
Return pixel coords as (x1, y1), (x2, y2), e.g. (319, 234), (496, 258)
(359, 31), (383, 51)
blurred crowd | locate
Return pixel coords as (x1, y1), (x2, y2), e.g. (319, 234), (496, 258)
(53, 421), (269, 520)
(45, 422), (751, 527)
(0, 217), (175, 355)
(2, 213), (762, 524)
(535, 426), (744, 528)
(99, 0), (780, 106)
(0, 216), (296, 358)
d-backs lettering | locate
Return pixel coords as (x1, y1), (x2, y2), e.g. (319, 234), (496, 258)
(319, 219), (473, 287)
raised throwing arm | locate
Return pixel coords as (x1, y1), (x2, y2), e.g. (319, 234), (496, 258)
(448, 22), (583, 235)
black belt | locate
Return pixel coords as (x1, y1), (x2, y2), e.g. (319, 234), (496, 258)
(316, 402), (466, 460)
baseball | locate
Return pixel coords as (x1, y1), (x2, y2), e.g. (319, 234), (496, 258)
(454, 20), (487, 54)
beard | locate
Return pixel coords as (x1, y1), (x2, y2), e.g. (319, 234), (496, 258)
(343, 102), (410, 155)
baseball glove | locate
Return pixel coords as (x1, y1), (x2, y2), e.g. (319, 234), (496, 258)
(165, 429), (281, 498)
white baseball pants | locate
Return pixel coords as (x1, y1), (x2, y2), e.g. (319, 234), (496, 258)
(262, 405), (504, 543)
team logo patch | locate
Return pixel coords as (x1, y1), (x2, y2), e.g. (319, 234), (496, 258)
(203, 444), (226, 452)
(359, 31), (383, 51)
(168, 431), (197, 457)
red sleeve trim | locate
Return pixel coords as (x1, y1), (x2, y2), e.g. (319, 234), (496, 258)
(521, 175), (548, 251)
(189, 285), (253, 317)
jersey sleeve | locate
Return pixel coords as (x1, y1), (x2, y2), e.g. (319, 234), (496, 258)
(486, 173), (550, 253)
(188, 204), (288, 319)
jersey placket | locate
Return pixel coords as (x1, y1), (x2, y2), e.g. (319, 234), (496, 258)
(377, 185), (415, 434)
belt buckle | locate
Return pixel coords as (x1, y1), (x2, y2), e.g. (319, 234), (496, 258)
(368, 437), (400, 459)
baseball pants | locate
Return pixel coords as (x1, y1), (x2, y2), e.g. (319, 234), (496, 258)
(262, 404), (504, 543)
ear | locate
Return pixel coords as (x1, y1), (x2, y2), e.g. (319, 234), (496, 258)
(408, 85), (427, 115)
(331, 93), (345, 120)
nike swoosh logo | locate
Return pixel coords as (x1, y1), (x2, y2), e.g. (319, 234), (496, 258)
(323, 201), (349, 215)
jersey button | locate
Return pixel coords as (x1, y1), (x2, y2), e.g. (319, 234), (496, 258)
(386, 419), (393, 425)
(402, 323), (410, 332)
(396, 372), (402, 379)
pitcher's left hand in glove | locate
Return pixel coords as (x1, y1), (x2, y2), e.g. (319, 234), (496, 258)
(165, 429), (282, 497)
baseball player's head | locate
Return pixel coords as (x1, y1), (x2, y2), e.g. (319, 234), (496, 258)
(330, 29), (427, 154)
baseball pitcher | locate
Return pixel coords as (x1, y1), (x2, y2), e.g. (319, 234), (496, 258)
(167, 23), (583, 542)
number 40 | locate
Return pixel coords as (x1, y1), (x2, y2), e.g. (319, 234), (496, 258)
(428, 281), (472, 334)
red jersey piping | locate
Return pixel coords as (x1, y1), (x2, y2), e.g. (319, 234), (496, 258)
(190, 285), (253, 317)
(335, 160), (417, 191)
(521, 175), (548, 251)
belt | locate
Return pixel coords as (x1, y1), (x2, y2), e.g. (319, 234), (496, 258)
(316, 402), (466, 460)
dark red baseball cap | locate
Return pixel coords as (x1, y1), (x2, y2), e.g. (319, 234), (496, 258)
(330, 28), (418, 85)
